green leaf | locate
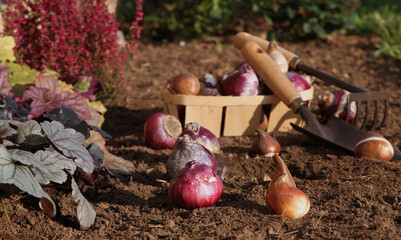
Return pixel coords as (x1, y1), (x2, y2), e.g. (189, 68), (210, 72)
(286, 7), (297, 19)
(313, 24), (327, 38)
(0, 36), (16, 62)
(303, 23), (312, 33)
(3, 62), (37, 86)
(73, 77), (90, 92)
(0, 145), (56, 217)
(71, 178), (96, 230)
(40, 121), (94, 173)
(209, 5), (222, 21)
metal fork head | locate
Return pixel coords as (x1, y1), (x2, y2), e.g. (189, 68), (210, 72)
(345, 91), (389, 130)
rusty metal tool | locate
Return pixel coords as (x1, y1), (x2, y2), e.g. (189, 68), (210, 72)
(233, 32), (389, 130)
(239, 40), (400, 160)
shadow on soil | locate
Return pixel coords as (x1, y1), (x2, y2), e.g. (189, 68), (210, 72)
(103, 106), (163, 139)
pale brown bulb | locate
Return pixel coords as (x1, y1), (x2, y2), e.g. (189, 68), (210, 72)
(354, 134), (394, 161)
(267, 41), (289, 73)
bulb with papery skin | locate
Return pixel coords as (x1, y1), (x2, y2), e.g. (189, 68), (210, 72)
(285, 72), (311, 92)
(169, 161), (223, 209)
(221, 70), (259, 96)
(263, 71), (311, 96)
(214, 153), (230, 180)
(267, 41), (289, 73)
(354, 133), (394, 161)
(252, 129), (280, 157)
(234, 61), (253, 72)
(144, 112), (182, 150)
(168, 73), (200, 95)
(180, 122), (221, 154)
(199, 82), (222, 96)
(166, 134), (216, 177)
(266, 155), (310, 219)
(318, 89), (356, 123)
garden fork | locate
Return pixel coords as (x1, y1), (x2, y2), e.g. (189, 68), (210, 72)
(234, 32), (389, 130)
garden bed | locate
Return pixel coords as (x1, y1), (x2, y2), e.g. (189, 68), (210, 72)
(1, 34), (401, 239)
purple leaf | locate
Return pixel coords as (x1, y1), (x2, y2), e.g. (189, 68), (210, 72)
(23, 86), (92, 121)
(35, 73), (63, 95)
(23, 87), (64, 118)
(61, 91), (92, 120)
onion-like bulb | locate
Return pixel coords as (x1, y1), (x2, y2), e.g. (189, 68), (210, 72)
(317, 89), (356, 124)
(285, 72), (311, 92)
(266, 154), (310, 219)
(144, 112), (182, 150)
(267, 41), (289, 73)
(169, 161), (223, 209)
(168, 73), (200, 95)
(251, 129), (280, 157)
(166, 134), (216, 177)
(221, 70), (259, 96)
(180, 122), (221, 154)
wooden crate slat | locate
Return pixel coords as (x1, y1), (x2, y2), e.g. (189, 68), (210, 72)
(162, 87), (314, 136)
(223, 105), (262, 136)
(185, 105), (223, 137)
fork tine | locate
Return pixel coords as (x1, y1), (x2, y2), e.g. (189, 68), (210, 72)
(353, 100), (361, 128)
(370, 100), (379, 130)
(375, 99), (388, 130)
(345, 96), (351, 125)
(341, 92), (389, 130)
(360, 100), (369, 130)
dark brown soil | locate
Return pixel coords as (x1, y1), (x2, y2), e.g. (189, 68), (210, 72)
(1, 35), (401, 239)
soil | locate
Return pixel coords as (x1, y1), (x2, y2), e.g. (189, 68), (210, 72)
(1, 34), (401, 240)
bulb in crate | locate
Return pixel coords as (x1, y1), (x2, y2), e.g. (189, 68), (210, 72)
(318, 89), (356, 123)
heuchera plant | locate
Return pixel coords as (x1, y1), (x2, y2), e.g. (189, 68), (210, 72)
(0, 51), (118, 230)
(3, 0), (143, 103)
(0, 95), (115, 230)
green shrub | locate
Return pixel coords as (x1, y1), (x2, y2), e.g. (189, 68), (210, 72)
(117, 0), (359, 41)
(355, 2), (401, 60)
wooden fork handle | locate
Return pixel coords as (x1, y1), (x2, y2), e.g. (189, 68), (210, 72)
(240, 41), (303, 110)
(234, 32), (299, 64)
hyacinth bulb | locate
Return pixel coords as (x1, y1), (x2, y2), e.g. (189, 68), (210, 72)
(199, 81), (222, 96)
(221, 70), (259, 96)
(234, 61), (253, 72)
(267, 41), (289, 73)
(169, 161), (223, 209)
(285, 72), (311, 92)
(166, 134), (216, 177)
(180, 122), (221, 154)
(317, 89), (356, 123)
(144, 112), (182, 150)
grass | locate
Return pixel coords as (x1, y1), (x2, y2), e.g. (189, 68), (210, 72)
(355, 1), (401, 60)
(2, 198), (11, 224)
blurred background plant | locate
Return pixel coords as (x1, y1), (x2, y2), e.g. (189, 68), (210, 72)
(2, 0), (143, 105)
(1, 0), (399, 109)
(116, 0), (400, 61)
(117, 0), (359, 41)
(354, 1), (401, 61)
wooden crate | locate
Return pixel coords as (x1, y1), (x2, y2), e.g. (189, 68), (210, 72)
(162, 88), (314, 137)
